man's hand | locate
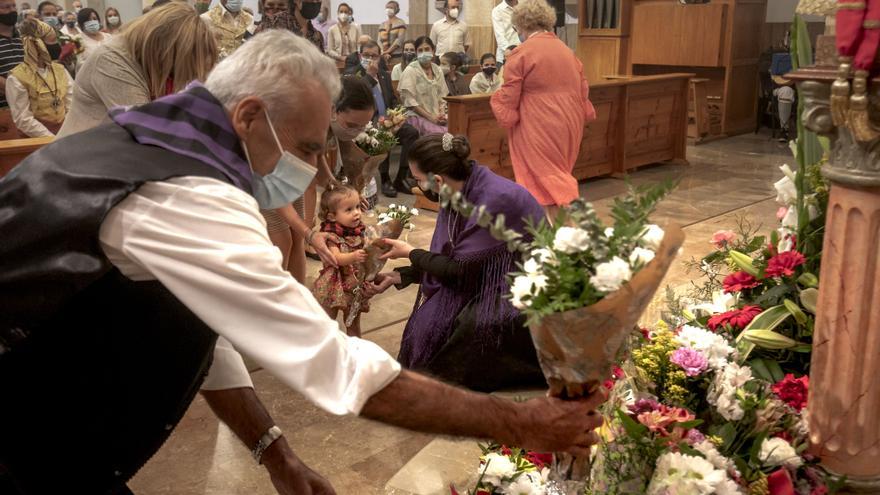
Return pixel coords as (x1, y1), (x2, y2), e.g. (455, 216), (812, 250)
(364, 271), (401, 297)
(262, 439), (336, 495)
(508, 391), (606, 456)
(379, 238), (414, 260)
(366, 57), (380, 78)
(309, 232), (338, 267)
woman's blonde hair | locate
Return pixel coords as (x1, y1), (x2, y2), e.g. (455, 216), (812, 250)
(120, 2), (218, 98)
(511, 0), (556, 34)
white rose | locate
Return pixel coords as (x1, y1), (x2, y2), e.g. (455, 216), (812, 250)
(531, 248), (556, 266)
(553, 226), (590, 254)
(640, 224), (665, 250)
(629, 247), (655, 266)
(759, 437), (803, 469)
(590, 256), (632, 292)
(411, 208), (419, 216)
(510, 275), (537, 309)
(481, 453), (517, 487)
(523, 257), (541, 276)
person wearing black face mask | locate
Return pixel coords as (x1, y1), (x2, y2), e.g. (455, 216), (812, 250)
(282, 0), (324, 52)
(391, 39), (416, 83)
(0, 0), (23, 139)
(469, 52), (502, 94)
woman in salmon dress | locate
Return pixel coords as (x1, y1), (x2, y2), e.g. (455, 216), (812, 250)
(490, 0), (596, 219)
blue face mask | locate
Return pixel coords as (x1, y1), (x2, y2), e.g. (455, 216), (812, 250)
(417, 51), (433, 65)
(225, 0), (243, 12)
(83, 19), (101, 33)
(42, 16), (59, 27)
(243, 109), (318, 210)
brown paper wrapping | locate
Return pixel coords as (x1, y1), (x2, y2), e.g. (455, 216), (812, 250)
(528, 225), (685, 493)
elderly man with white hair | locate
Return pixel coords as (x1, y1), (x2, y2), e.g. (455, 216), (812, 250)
(0, 30), (605, 494)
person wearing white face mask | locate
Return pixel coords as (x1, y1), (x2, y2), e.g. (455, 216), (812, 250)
(201, 0), (254, 59)
(0, 29), (607, 494)
(75, 7), (111, 66)
(103, 7), (122, 34)
(71, 0), (82, 13)
(379, 0), (406, 64)
(326, 2), (360, 63)
(399, 35), (449, 134)
(430, 0), (470, 56)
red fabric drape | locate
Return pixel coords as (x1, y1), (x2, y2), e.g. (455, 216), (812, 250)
(838, 0), (868, 56)
(854, 0), (880, 70)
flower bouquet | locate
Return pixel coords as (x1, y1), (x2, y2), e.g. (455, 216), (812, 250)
(452, 445), (554, 495)
(439, 181), (682, 493)
(378, 106), (408, 134)
(344, 204), (418, 327)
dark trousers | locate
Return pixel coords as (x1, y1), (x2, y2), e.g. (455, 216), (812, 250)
(380, 123), (419, 185)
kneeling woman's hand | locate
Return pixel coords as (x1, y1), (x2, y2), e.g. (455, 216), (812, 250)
(365, 271), (402, 297)
(380, 238), (414, 260)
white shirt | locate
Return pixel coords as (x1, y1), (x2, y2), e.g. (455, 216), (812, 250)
(78, 31), (113, 67)
(492, 1), (518, 62)
(97, 176), (402, 415)
(60, 24), (81, 37)
(430, 18), (470, 55)
(5, 67), (74, 137)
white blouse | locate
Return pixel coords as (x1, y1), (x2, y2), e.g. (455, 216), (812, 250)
(326, 22), (361, 59)
(398, 62), (449, 117)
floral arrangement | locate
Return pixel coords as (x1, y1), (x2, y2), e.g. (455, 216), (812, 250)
(355, 120), (399, 156)
(378, 106), (407, 133)
(377, 203), (418, 231)
(451, 445), (552, 495)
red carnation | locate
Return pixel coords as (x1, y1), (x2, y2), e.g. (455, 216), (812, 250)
(772, 373), (809, 411)
(723, 271), (761, 293)
(525, 451), (553, 469)
(708, 305), (763, 331)
(765, 251), (806, 278)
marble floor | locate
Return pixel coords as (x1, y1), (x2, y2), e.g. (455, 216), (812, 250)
(129, 133), (794, 494)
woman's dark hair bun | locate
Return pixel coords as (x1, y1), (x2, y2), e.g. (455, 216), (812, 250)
(450, 136), (470, 159)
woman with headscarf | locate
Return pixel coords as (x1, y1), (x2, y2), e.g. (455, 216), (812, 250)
(5, 18), (73, 137)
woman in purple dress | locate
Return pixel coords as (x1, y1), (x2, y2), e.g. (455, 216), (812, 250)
(370, 133), (546, 391)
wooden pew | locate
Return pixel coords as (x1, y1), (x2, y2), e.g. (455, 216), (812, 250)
(444, 73), (692, 181)
(0, 136), (53, 179)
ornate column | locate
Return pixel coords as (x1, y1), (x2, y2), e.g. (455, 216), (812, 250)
(791, 69), (880, 493)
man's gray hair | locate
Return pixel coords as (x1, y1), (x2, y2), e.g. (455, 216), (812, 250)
(205, 30), (341, 117)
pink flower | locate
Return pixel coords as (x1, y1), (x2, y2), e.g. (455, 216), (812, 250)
(711, 230), (737, 249)
(707, 305), (763, 331)
(670, 348), (709, 376)
(685, 429), (706, 444)
(765, 251), (806, 278)
(723, 271), (761, 293)
(772, 373), (809, 411)
(637, 405), (695, 435)
(777, 206), (788, 220)
(628, 398), (661, 415)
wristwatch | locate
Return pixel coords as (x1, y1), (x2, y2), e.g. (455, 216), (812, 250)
(252, 425), (283, 464)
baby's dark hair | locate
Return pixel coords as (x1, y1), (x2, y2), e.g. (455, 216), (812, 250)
(319, 183), (361, 221)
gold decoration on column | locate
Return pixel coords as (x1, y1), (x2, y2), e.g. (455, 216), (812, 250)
(830, 57), (852, 127)
(847, 69), (880, 141)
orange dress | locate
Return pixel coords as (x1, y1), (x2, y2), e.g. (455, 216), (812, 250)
(490, 32), (596, 206)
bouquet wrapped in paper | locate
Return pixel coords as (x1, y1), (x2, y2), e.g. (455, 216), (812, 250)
(438, 181), (683, 494)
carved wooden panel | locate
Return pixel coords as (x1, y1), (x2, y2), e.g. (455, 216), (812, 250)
(630, 2), (727, 67)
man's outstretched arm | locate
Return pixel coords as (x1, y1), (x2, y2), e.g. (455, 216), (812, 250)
(360, 370), (605, 456)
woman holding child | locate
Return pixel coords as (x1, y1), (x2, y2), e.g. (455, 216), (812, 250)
(368, 133), (546, 392)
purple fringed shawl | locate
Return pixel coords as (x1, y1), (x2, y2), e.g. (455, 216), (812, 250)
(398, 164), (545, 369)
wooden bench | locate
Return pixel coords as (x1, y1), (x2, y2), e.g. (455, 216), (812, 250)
(0, 136), (53, 179)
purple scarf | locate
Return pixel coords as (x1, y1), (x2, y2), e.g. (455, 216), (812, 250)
(399, 164), (545, 368)
(109, 82), (253, 193)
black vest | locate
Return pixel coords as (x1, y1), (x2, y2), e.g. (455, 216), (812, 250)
(0, 124), (235, 493)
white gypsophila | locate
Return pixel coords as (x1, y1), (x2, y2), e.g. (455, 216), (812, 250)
(553, 226), (590, 254)
(675, 325), (735, 370)
(694, 440), (739, 477)
(647, 452), (726, 495)
(531, 248), (557, 266)
(640, 224), (665, 250)
(759, 437), (803, 469)
(629, 247), (656, 266)
(707, 362), (752, 421)
(590, 256), (632, 292)
(480, 453), (518, 487)
(501, 471), (545, 495)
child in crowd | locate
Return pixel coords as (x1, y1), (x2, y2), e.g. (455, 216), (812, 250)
(469, 52), (502, 94)
(312, 183), (370, 337)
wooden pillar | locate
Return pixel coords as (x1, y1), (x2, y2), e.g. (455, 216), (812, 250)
(793, 69), (880, 493)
